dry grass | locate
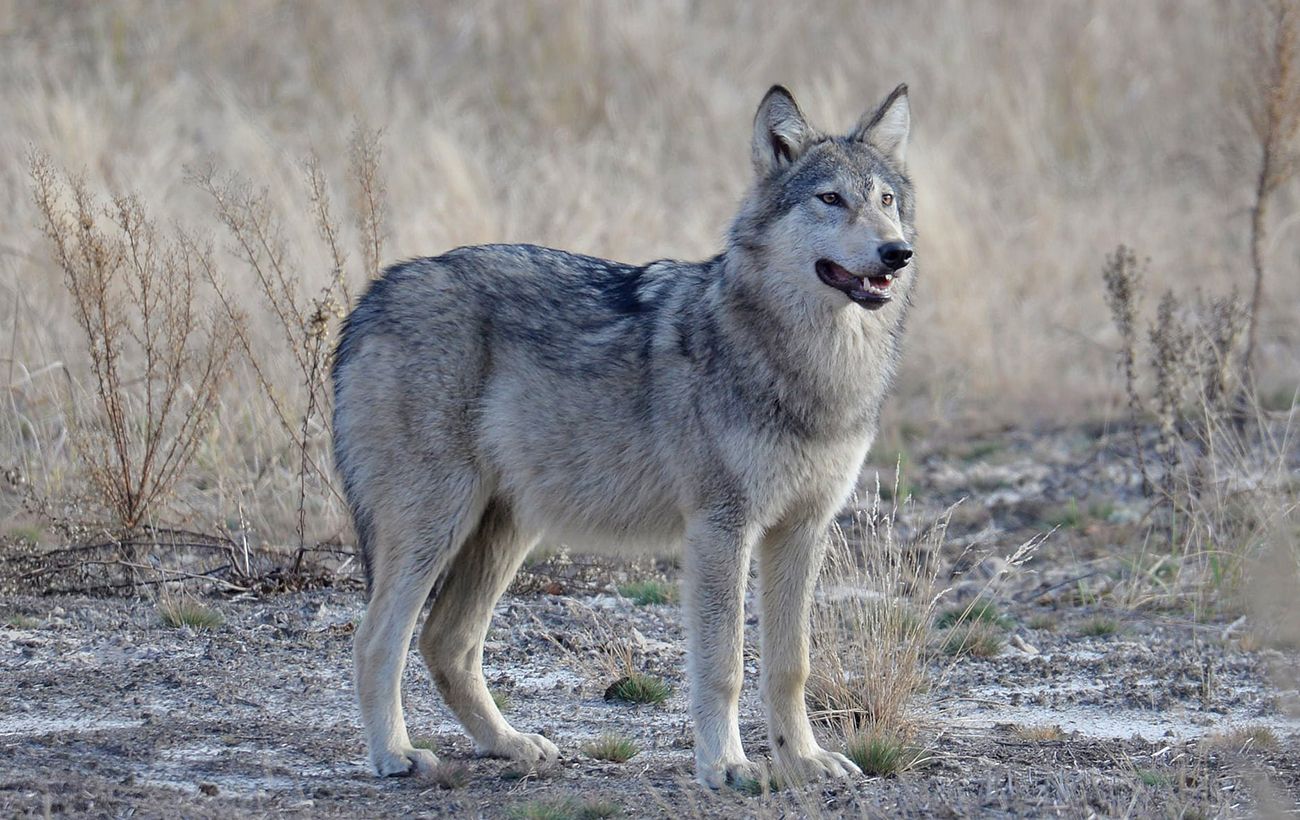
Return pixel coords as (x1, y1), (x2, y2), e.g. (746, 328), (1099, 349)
(807, 487), (947, 745)
(581, 733), (639, 764)
(5, 4), (1300, 551)
(158, 597), (223, 630)
(616, 579), (677, 606)
(1103, 236), (1299, 615)
(1202, 725), (1281, 753)
(1011, 724), (1064, 743)
(28, 155), (235, 532)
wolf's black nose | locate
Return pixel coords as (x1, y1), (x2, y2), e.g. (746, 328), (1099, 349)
(878, 242), (913, 270)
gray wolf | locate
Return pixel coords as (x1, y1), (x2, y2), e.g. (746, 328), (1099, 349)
(332, 83), (916, 788)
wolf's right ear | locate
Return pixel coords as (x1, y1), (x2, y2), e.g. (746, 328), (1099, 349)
(752, 86), (816, 176)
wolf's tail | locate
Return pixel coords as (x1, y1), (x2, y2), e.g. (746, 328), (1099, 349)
(331, 273), (392, 596)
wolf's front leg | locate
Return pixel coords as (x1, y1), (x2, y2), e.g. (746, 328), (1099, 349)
(758, 521), (861, 783)
(683, 511), (758, 788)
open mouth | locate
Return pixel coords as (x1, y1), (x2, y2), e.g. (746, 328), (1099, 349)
(815, 259), (895, 310)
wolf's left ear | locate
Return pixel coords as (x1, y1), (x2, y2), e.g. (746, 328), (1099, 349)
(752, 85), (816, 176)
(852, 84), (910, 166)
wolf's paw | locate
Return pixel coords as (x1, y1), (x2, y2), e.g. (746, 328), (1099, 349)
(773, 745), (861, 784)
(479, 731), (559, 766)
(696, 755), (759, 790)
(372, 746), (440, 778)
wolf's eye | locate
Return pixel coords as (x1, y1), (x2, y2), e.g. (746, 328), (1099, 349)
(817, 192), (843, 206)
(881, 192), (895, 207)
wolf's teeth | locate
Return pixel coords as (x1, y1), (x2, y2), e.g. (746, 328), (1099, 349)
(884, 274), (894, 281)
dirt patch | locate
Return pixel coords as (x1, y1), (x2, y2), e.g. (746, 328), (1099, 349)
(1, 590), (1296, 817)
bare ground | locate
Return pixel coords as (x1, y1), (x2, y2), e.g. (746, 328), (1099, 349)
(2, 427), (1298, 818)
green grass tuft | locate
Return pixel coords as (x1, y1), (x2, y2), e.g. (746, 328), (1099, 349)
(961, 440), (1003, 462)
(1136, 768), (1171, 787)
(1027, 613), (1057, 631)
(603, 673), (671, 705)
(845, 729), (924, 776)
(1044, 499), (1083, 529)
(5, 526), (42, 545)
(4, 613), (40, 629)
(491, 688), (510, 712)
(935, 598), (1012, 630)
(617, 579), (676, 605)
(731, 773), (781, 795)
(582, 732), (639, 763)
(159, 599), (223, 630)
(1079, 616), (1120, 637)
(508, 798), (621, 820)
(942, 621), (1005, 657)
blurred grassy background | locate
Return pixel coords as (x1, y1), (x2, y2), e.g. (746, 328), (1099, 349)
(1, 0), (1297, 539)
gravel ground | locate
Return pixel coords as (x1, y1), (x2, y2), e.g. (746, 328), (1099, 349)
(2, 426), (1298, 818)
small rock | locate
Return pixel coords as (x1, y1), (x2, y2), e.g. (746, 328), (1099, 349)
(628, 628), (647, 652)
(198, 783), (218, 796)
(1010, 634), (1039, 655)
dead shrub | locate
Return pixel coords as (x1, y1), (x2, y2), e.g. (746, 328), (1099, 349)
(29, 153), (235, 532)
(1104, 250), (1295, 612)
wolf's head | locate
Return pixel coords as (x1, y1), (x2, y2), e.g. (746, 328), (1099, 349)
(729, 84), (915, 315)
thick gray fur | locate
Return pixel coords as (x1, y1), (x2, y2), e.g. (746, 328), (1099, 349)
(333, 83), (917, 787)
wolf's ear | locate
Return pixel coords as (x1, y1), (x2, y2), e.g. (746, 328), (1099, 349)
(752, 86), (816, 176)
(852, 84), (910, 166)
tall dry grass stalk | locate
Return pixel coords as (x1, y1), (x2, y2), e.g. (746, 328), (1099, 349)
(1104, 243), (1296, 612)
(28, 153), (234, 531)
(1242, 0), (1300, 381)
(1102, 245), (1150, 492)
(807, 482), (949, 753)
(190, 125), (385, 565)
(808, 466), (1046, 772)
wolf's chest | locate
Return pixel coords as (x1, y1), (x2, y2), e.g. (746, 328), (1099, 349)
(721, 422), (874, 526)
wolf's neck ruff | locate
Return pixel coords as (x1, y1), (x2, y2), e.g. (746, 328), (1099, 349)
(709, 250), (907, 442)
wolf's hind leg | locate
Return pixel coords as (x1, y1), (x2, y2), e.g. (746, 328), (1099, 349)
(418, 499), (556, 765)
(353, 474), (488, 777)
